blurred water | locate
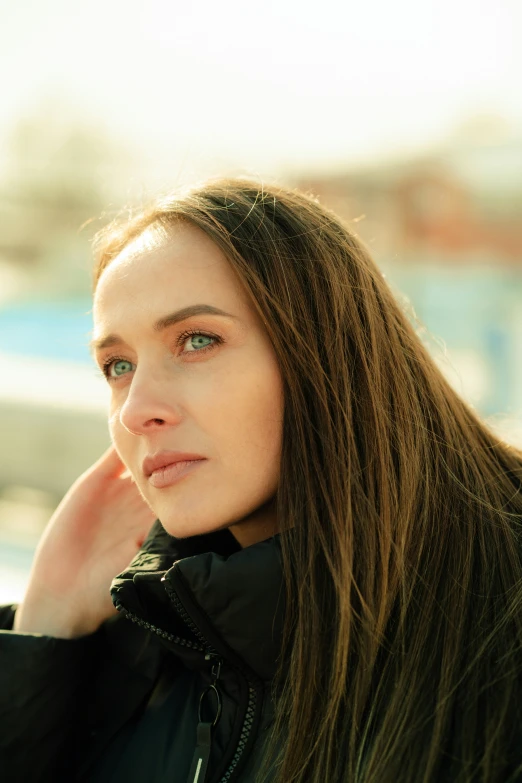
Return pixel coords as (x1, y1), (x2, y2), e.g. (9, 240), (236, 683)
(0, 298), (97, 605)
(0, 298), (93, 365)
(385, 265), (522, 416)
(0, 490), (55, 607)
(0, 542), (35, 605)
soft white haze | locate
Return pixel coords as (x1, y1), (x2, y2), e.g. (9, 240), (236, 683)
(0, 0), (521, 184)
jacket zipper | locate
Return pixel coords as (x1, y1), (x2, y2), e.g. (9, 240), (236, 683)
(113, 597), (207, 651)
(162, 576), (261, 783)
(216, 683), (258, 782)
(113, 576), (261, 783)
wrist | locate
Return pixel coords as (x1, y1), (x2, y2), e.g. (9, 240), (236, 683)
(12, 596), (91, 639)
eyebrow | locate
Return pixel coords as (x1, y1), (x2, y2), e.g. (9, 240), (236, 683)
(89, 304), (239, 355)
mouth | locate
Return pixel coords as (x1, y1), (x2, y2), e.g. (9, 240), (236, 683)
(147, 458), (206, 489)
(142, 451), (206, 478)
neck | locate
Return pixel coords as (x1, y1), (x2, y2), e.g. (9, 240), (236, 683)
(228, 496), (278, 548)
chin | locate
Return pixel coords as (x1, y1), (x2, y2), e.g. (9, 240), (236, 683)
(146, 482), (278, 542)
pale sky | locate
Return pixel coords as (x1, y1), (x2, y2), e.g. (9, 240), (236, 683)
(0, 0), (521, 185)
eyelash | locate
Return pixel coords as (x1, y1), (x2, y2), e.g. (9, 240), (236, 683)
(100, 329), (223, 382)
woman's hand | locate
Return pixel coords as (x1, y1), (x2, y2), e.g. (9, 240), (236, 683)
(13, 446), (157, 639)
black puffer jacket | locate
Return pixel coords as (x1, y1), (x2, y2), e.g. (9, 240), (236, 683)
(0, 520), (286, 783)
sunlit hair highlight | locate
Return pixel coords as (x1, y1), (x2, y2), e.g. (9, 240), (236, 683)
(93, 177), (522, 783)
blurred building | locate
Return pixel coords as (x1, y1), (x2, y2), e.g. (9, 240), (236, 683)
(0, 108), (131, 303)
(294, 134), (522, 420)
(295, 135), (522, 267)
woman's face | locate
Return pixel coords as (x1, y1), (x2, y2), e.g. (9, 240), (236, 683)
(92, 221), (284, 547)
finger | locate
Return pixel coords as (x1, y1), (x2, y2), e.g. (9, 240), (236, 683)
(93, 444), (129, 478)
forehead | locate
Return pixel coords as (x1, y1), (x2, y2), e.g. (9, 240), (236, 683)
(93, 222), (247, 322)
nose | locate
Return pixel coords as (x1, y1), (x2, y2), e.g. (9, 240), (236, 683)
(118, 370), (183, 435)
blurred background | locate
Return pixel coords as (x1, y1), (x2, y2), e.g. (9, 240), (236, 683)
(1, 0), (521, 604)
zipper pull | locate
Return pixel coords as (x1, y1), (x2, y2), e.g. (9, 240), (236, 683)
(186, 722), (212, 783)
(186, 654), (223, 783)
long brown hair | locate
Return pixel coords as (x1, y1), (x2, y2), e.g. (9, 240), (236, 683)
(92, 177), (522, 783)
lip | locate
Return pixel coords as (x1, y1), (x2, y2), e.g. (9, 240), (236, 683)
(142, 451), (206, 478)
(147, 459), (206, 489)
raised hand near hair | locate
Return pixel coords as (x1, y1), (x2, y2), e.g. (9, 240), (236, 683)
(13, 446), (157, 639)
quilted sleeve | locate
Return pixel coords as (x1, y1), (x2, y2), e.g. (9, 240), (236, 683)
(0, 603), (99, 783)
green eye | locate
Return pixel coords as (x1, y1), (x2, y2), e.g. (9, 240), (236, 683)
(102, 357), (134, 380)
(178, 329), (222, 354)
(187, 334), (213, 350)
(112, 360), (133, 376)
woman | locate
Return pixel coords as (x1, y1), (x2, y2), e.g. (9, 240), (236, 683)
(1, 177), (522, 783)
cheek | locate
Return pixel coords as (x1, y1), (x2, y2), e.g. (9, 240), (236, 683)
(211, 361), (284, 457)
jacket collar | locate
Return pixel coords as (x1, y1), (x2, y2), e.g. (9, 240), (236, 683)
(110, 520), (285, 681)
